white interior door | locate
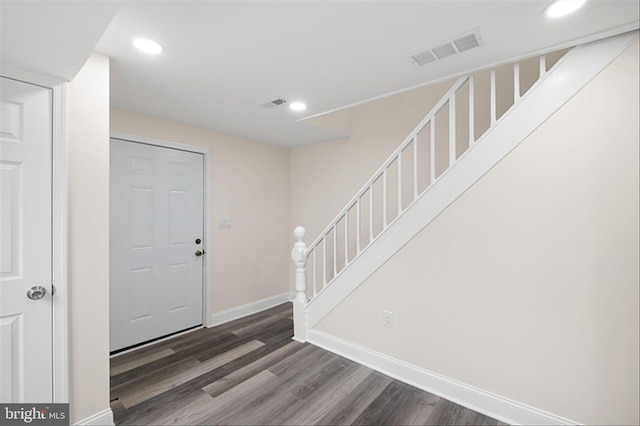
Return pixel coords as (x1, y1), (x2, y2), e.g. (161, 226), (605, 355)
(0, 77), (53, 402)
(110, 139), (204, 352)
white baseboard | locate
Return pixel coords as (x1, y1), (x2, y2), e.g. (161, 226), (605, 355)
(308, 330), (579, 426)
(209, 292), (293, 327)
(74, 408), (114, 426)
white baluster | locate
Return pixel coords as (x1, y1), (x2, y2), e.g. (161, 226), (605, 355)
(322, 236), (327, 286)
(490, 68), (497, 125)
(333, 225), (337, 276)
(514, 62), (521, 103)
(369, 185), (374, 242)
(430, 119), (435, 185)
(383, 169), (388, 228)
(468, 75), (475, 145)
(356, 198), (361, 254)
(413, 136), (418, 200)
(312, 248), (317, 297)
(344, 213), (349, 265)
(449, 96), (456, 166)
(291, 226), (308, 302)
(397, 154), (402, 215)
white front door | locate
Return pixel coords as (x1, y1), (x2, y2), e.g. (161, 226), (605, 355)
(0, 77), (53, 402)
(110, 139), (204, 352)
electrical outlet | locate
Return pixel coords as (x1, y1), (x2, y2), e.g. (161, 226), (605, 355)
(218, 218), (232, 229)
(383, 310), (393, 328)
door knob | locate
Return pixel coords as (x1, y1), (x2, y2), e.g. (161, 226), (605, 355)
(26, 286), (47, 300)
(195, 250), (206, 257)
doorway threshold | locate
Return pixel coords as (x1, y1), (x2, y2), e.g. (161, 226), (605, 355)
(110, 324), (203, 358)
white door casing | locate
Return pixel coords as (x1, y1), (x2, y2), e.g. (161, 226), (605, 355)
(0, 77), (53, 402)
(110, 139), (204, 351)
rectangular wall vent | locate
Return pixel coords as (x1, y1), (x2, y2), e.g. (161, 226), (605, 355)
(408, 28), (484, 67)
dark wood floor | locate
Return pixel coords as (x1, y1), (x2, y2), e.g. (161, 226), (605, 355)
(110, 303), (505, 425)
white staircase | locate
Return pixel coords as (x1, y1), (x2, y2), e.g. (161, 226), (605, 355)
(291, 32), (638, 343)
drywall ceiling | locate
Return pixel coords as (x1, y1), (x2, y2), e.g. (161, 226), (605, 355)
(0, 1), (121, 81)
(2, 1), (639, 147)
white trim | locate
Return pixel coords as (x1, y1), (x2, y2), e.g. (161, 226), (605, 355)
(52, 82), (69, 403)
(2, 70), (70, 405)
(209, 292), (292, 327)
(304, 31), (639, 328)
(111, 131), (209, 155)
(74, 408), (114, 426)
(109, 131), (214, 327)
(0, 63), (67, 88)
(308, 330), (579, 426)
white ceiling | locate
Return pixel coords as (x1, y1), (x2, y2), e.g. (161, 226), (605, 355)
(0, 1), (121, 81)
(1, 1), (638, 147)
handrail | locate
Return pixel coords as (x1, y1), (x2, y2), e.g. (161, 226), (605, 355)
(303, 76), (469, 254)
(294, 48), (569, 302)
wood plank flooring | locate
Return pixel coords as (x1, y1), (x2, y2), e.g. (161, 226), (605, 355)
(110, 303), (505, 425)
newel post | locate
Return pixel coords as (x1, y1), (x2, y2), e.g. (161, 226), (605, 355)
(291, 226), (308, 342)
(292, 226), (308, 302)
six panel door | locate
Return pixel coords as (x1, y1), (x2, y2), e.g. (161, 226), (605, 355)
(110, 139), (204, 352)
(0, 77), (53, 402)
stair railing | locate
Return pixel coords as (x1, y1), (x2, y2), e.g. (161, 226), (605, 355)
(293, 51), (566, 305)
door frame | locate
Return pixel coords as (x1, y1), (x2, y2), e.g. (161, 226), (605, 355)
(1, 67), (70, 403)
(52, 79), (69, 403)
(110, 131), (213, 328)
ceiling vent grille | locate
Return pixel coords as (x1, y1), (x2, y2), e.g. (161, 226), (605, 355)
(261, 98), (287, 109)
(408, 29), (484, 67)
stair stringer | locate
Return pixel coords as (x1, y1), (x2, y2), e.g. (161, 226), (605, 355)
(301, 31), (638, 332)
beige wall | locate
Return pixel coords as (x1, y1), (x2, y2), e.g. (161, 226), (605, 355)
(67, 52), (111, 423)
(110, 108), (291, 312)
(317, 40), (640, 425)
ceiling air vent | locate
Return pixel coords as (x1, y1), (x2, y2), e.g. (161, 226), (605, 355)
(408, 28), (484, 67)
(454, 33), (481, 52)
(261, 98), (287, 109)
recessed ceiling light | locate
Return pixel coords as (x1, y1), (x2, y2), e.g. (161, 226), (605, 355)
(544, 0), (587, 18)
(289, 102), (307, 112)
(133, 38), (163, 55)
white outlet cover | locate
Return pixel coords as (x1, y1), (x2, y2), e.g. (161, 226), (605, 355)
(383, 310), (393, 327)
